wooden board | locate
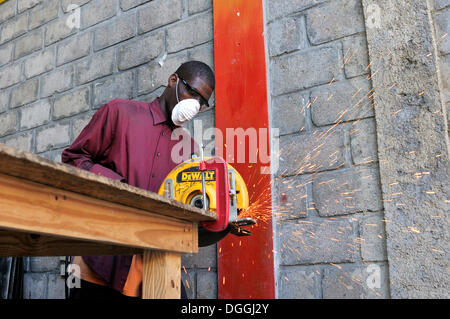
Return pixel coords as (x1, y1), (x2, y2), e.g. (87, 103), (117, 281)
(142, 250), (181, 299)
(0, 143), (216, 223)
(0, 230), (144, 256)
(0, 172), (199, 254)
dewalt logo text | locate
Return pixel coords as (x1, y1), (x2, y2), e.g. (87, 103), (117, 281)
(179, 171), (215, 182)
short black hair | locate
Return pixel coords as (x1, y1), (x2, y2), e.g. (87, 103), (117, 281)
(176, 61), (215, 90)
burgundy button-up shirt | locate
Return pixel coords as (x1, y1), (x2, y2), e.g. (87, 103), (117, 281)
(61, 98), (199, 293)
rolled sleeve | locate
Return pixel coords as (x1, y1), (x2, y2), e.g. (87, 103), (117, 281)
(90, 164), (126, 183)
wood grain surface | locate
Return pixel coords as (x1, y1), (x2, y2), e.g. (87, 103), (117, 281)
(0, 230), (144, 256)
(0, 143), (216, 223)
(142, 250), (181, 299)
(0, 172), (199, 254)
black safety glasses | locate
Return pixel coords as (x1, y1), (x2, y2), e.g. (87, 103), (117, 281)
(177, 74), (210, 108)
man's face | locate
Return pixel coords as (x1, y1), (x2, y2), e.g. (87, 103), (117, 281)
(168, 73), (213, 113)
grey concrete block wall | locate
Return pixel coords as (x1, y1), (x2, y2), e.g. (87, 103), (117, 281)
(430, 2), (450, 134)
(361, 0), (449, 298)
(266, 0), (389, 298)
(0, 0), (215, 299)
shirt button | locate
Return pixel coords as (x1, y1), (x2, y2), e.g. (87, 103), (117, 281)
(157, 152), (160, 157)
(162, 131), (165, 136)
(152, 173), (155, 178)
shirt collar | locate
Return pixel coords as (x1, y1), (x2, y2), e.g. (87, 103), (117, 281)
(149, 98), (168, 125)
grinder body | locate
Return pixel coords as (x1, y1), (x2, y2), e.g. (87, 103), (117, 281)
(158, 156), (253, 245)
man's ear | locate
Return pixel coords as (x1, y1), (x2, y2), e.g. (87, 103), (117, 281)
(167, 73), (178, 88)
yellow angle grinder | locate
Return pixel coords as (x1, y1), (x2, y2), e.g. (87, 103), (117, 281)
(158, 154), (256, 246)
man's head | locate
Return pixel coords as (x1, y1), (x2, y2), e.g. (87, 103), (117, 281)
(160, 61), (215, 127)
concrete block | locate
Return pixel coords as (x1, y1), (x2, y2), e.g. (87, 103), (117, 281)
(75, 48), (115, 84)
(118, 31), (164, 70)
(270, 46), (340, 96)
(310, 76), (374, 126)
(0, 89), (10, 112)
(23, 273), (47, 299)
(312, 165), (383, 217)
(45, 17), (78, 46)
(189, 0), (212, 15)
(3, 131), (33, 152)
(306, 0), (365, 45)
(191, 108), (215, 155)
(342, 34), (370, 78)
(61, 0), (91, 13)
(267, 0), (326, 21)
(271, 91), (307, 136)
(0, 110), (19, 137)
(120, 0), (151, 11)
(0, 42), (13, 67)
(322, 263), (389, 298)
(433, 0), (450, 10)
(72, 111), (94, 140)
(181, 268), (196, 299)
(188, 42), (214, 70)
(138, 0), (183, 34)
(359, 212), (387, 261)
(24, 47), (54, 79)
(41, 66), (74, 97)
(30, 257), (60, 272)
(56, 32), (92, 66)
(182, 244), (217, 269)
(18, 0), (42, 13)
(273, 175), (308, 220)
(14, 29), (43, 60)
(81, 0), (117, 29)
(135, 87), (165, 104)
(20, 99), (51, 129)
(278, 127), (345, 176)
(94, 14), (136, 51)
(433, 8), (450, 55)
(93, 71), (134, 107)
(0, 13), (27, 44)
(40, 148), (65, 162)
(10, 78), (39, 108)
(349, 118), (378, 166)
(53, 87), (90, 120)
(439, 53), (450, 103)
(28, 0), (59, 30)
(47, 273), (65, 299)
(166, 13), (213, 53)
(0, 62), (22, 89)
(137, 52), (189, 95)
(278, 266), (321, 298)
(278, 217), (358, 265)
(36, 123), (70, 152)
(0, 0), (17, 23)
(268, 15), (308, 57)
(196, 269), (217, 299)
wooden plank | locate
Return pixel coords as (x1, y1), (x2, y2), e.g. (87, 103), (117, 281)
(0, 172), (198, 254)
(0, 143), (216, 223)
(0, 230), (144, 256)
(142, 250), (181, 299)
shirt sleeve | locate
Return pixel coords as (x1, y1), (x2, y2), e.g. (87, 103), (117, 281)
(61, 101), (126, 183)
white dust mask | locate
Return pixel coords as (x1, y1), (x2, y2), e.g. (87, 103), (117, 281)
(171, 98), (200, 126)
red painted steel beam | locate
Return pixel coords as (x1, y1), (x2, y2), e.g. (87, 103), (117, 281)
(213, 0), (275, 299)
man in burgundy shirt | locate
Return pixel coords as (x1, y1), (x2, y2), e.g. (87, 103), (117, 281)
(61, 61), (215, 299)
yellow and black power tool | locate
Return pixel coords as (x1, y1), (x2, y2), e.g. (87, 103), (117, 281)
(158, 154), (256, 246)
